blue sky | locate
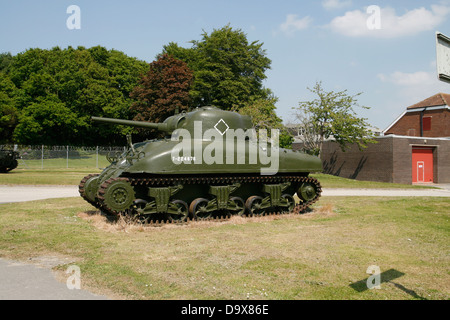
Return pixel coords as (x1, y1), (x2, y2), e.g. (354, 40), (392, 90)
(1, 0), (449, 130)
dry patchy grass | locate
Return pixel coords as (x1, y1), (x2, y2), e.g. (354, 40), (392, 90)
(76, 203), (337, 233)
(0, 197), (449, 300)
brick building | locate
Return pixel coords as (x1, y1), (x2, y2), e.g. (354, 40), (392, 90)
(383, 93), (450, 137)
(293, 93), (450, 184)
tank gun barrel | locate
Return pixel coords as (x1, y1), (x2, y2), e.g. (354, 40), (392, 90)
(91, 116), (170, 132)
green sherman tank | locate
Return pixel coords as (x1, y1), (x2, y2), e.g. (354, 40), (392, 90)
(79, 106), (322, 222)
(0, 148), (20, 173)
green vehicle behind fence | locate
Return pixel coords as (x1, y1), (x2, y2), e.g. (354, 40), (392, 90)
(0, 149), (20, 173)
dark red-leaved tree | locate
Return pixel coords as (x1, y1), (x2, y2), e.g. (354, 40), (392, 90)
(130, 54), (193, 125)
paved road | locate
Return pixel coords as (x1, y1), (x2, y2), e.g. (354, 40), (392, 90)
(0, 258), (107, 300)
(0, 185), (79, 204)
(321, 187), (450, 197)
(1, 184), (449, 204)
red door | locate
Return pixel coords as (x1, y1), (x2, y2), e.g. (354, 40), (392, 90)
(412, 148), (434, 183)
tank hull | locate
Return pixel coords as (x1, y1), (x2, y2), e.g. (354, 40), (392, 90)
(123, 139), (322, 175)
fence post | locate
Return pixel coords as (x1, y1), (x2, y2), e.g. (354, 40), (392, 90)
(67, 145), (69, 169)
(96, 146), (99, 168)
(41, 145), (44, 169)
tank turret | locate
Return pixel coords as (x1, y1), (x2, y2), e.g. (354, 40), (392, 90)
(91, 106), (254, 135)
(79, 106), (322, 223)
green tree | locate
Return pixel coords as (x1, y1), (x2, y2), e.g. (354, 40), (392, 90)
(0, 72), (20, 143)
(293, 81), (376, 157)
(4, 46), (148, 145)
(13, 95), (80, 145)
(163, 25), (272, 110)
(237, 97), (293, 149)
(0, 52), (14, 73)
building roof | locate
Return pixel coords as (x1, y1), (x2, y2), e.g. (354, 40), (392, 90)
(383, 93), (450, 134)
(407, 93), (450, 109)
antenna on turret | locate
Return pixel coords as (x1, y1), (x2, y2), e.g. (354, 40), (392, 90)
(126, 134), (135, 153)
(175, 106), (179, 115)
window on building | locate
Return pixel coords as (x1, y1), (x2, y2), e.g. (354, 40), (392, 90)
(422, 117), (432, 131)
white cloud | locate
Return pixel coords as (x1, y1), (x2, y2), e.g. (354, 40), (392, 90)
(329, 5), (450, 38)
(279, 14), (312, 36)
(322, 0), (352, 10)
(378, 70), (450, 107)
(377, 71), (435, 86)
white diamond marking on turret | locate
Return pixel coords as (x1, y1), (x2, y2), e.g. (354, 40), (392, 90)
(214, 119), (229, 136)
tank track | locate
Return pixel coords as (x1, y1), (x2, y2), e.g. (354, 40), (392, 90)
(80, 174), (322, 225)
(78, 173), (100, 207)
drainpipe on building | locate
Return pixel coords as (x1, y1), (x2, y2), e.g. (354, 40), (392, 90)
(419, 107), (427, 137)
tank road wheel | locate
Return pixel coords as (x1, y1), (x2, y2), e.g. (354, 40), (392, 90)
(132, 199), (150, 222)
(133, 199), (148, 213)
(279, 194), (295, 213)
(167, 200), (189, 222)
(190, 198), (212, 220)
(245, 196), (265, 216)
(100, 178), (135, 214)
(228, 197), (245, 216)
(297, 182), (318, 202)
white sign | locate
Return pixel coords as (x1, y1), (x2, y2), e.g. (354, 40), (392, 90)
(436, 32), (450, 84)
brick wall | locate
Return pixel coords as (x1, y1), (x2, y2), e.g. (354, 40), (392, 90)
(385, 109), (450, 137)
(320, 138), (394, 183)
(392, 138), (413, 184)
(312, 136), (450, 184)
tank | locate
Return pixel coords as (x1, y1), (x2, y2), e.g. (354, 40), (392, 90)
(0, 148), (20, 173)
(79, 106), (322, 222)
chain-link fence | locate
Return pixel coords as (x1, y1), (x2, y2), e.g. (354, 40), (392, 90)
(1, 145), (126, 169)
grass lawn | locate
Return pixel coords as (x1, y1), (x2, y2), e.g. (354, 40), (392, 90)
(16, 153), (111, 170)
(311, 173), (438, 189)
(0, 196), (448, 300)
(0, 169), (102, 185)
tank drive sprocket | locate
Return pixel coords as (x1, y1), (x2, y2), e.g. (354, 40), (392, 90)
(97, 178), (136, 214)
